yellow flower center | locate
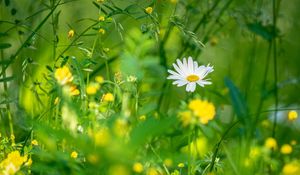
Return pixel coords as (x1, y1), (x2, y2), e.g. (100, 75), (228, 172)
(186, 75), (200, 82)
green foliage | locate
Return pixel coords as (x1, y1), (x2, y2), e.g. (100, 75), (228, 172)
(0, 0), (300, 175)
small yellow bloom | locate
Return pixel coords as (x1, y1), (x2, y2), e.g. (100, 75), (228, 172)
(282, 162), (300, 175)
(31, 139), (38, 146)
(281, 144), (293, 154)
(87, 154), (99, 164)
(179, 111), (192, 126)
(69, 85), (80, 96)
(264, 137), (277, 150)
(10, 134), (15, 141)
(99, 28), (105, 35)
(55, 66), (74, 85)
(145, 7), (153, 14)
(164, 158), (173, 167)
(249, 146), (260, 159)
(109, 165), (130, 175)
(103, 93), (114, 102)
(95, 76), (104, 83)
(133, 162), (144, 173)
(97, 0), (105, 3)
(98, 16), (105, 21)
(94, 128), (110, 146)
(147, 168), (158, 175)
(71, 151), (78, 159)
(188, 99), (216, 124)
(210, 36), (219, 46)
(288, 110), (298, 121)
(178, 163), (185, 168)
(291, 140), (297, 145)
(68, 29), (75, 38)
(86, 84), (99, 95)
(139, 115), (146, 121)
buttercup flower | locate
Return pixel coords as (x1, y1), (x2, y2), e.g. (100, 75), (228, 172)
(55, 66), (74, 85)
(145, 7), (153, 14)
(167, 57), (214, 92)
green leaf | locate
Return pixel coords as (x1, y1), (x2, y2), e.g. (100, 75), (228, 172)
(0, 76), (14, 83)
(129, 116), (176, 148)
(247, 23), (277, 41)
(0, 43), (12, 49)
(224, 78), (248, 123)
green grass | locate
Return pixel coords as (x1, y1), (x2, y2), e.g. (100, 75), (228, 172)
(1, 0), (300, 174)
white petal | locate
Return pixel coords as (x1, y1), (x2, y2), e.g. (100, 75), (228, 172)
(187, 56), (194, 74)
(167, 75), (182, 80)
(186, 83), (191, 92)
(173, 80), (188, 87)
(182, 57), (187, 69)
(177, 59), (188, 76)
(168, 69), (180, 76)
(172, 63), (184, 76)
(189, 82), (196, 92)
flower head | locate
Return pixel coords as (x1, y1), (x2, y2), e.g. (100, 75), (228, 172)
(68, 29), (75, 38)
(288, 110), (298, 121)
(55, 66), (74, 85)
(145, 7), (153, 14)
(167, 57), (213, 92)
(71, 151), (78, 159)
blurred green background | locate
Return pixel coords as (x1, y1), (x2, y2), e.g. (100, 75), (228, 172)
(1, 0), (300, 174)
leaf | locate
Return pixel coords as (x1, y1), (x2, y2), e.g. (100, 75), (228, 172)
(0, 76), (14, 83)
(0, 43), (12, 49)
(247, 22), (277, 41)
(224, 78), (248, 123)
(129, 117), (176, 148)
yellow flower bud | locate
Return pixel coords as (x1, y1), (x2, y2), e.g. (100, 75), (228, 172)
(145, 7), (153, 14)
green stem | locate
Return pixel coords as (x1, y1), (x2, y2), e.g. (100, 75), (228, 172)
(1, 0), (62, 76)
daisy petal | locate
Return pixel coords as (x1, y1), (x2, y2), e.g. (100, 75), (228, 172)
(189, 82), (196, 92)
(188, 56), (194, 74)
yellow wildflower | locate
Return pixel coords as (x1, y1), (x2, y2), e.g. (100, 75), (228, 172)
(95, 76), (104, 83)
(133, 162), (144, 173)
(97, 0), (105, 3)
(249, 146), (260, 159)
(147, 168), (158, 175)
(86, 84), (99, 95)
(94, 128), (110, 146)
(71, 151), (78, 159)
(210, 36), (219, 46)
(68, 29), (75, 38)
(178, 163), (184, 168)
(145, 7), (153, 14)
(31, 139), (38, 146)
(99, 28), (105, 35)
(188, 99), (216, 124)
(288, 110), (298, 121)
(281, 144), (293, 154)
(264, 137), (277, 150)
(179, 111), (192, 126)
(69, 85), (80, 96)
(103, 93), (114, 102)
(291, 140), (297, 145)
(164, 158), (173, 167)
(109, 165), (130, 175)
(282, 162), (300, 175)
(98, 16), (105, 21)
(55, 66), (74, 85)
(139, 115), (146, 121)
(0, 151), (26, 174)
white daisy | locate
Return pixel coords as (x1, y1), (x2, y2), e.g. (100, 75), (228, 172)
(167, 56), (214, 92)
